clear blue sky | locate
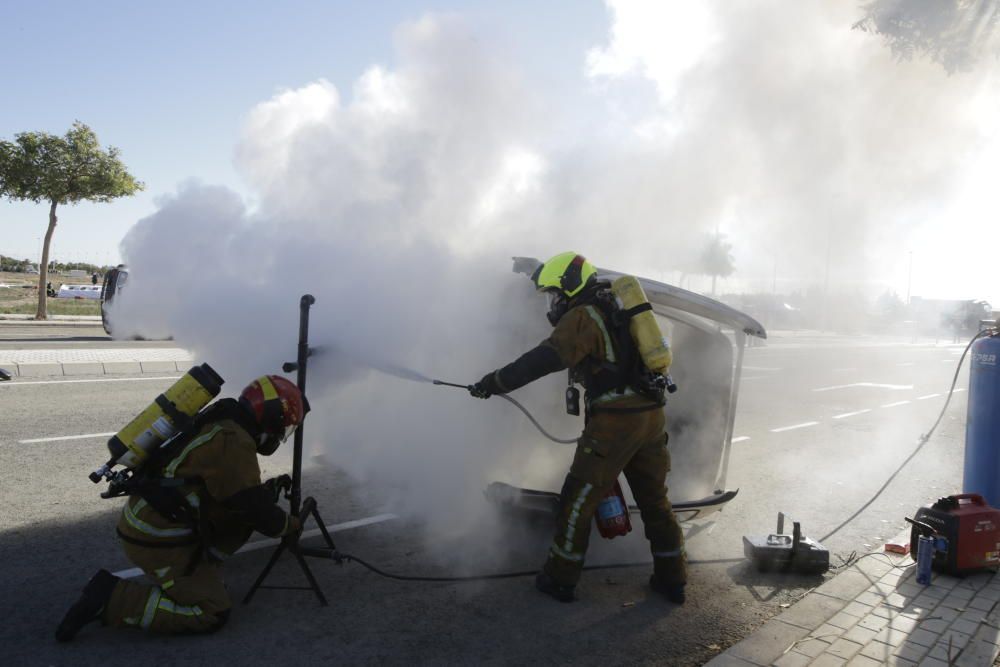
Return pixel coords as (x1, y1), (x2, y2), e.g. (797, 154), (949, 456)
(0, 1), (607, 265)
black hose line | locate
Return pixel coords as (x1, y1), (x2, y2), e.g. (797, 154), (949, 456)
(328, 552), (743, 583)
(405, 330), (990, 583)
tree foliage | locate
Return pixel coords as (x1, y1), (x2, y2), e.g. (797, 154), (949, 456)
(0, 122), (142, 318)
(0, 121), (142, 205)
(700, 232), (735, 295)
(854, 0), (1000, 72)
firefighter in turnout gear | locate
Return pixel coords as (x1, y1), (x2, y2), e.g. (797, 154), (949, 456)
(471, 252), (686, 603)
(56, 375), (308, 641)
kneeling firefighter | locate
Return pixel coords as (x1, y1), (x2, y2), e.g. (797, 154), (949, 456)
(56, 375), (308, 641)
(471, 252), (686, 603)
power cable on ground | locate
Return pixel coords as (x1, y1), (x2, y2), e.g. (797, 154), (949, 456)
(817, 328), (990, 544)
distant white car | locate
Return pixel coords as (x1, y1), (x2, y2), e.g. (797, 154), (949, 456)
(57, 284), (102, 300)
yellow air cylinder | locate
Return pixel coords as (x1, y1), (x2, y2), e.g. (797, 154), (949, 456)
(610, 276), (672, 374)
(90, 364), (224, 482)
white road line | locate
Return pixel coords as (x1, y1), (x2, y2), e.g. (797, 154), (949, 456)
(881, 400), (911, 408)
(111, 513), (399, 579)
(770, 421), (820, 433)
(731, 436), (751, 443)
(0, 375), (180, 387)
(19, 432), (115, 444)
(813, 382), (913, 392)
(917, 394), (941, 400)
(833, 409), (871, 419)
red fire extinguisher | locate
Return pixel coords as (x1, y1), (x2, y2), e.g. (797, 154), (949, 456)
(595, 479), (632, 539)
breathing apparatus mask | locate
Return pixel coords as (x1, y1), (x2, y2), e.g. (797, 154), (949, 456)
(545, 290), (569, 327)
(257, 424), (296, 456)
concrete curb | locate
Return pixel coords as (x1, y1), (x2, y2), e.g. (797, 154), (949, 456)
(0, 315), (102, 324)
(0, 360), (190, 378)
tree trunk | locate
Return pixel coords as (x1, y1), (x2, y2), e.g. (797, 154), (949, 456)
(35, 201), (58, 320)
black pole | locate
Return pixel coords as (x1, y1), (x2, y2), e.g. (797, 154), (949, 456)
(244, 293), (337, 607)
(290, 294), (315, 516)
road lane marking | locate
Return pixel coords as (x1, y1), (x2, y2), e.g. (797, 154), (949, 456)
(833, 409), (871, 419)
(0, 375), (180, 387)
(917, 394), (941, 400)
(770, 422), (820, 433)
(813, 382), (913, 392)
(19, 432), (115, 444)
(111, 513), (399, 578)
(881, 401), (911, 408)
(731, 436), (751, 443)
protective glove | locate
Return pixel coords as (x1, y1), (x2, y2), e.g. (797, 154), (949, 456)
(264, 474), (293, 502)
(470, 371), (502, 399)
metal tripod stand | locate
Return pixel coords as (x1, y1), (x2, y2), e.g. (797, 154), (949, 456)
(242, 294), (339, 606)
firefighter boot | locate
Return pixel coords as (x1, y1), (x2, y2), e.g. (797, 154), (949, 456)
(56, 569), (120, 642)
(535, 572), (576, 603)
(649, 575), (686, 604)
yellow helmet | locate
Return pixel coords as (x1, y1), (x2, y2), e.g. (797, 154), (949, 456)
(531, 252), (597, 298)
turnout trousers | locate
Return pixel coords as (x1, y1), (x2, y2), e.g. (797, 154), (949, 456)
(543, 407), (686, 587)
(103, 540), (231, 634)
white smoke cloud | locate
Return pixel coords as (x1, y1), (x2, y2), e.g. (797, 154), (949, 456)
(114, 4), (1000, 550)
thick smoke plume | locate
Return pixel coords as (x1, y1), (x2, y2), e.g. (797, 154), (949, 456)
(114, 4), (999, 547)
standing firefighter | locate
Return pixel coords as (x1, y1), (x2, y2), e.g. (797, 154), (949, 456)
(471, 252), (686, 603)
(56, 375), (308, 640)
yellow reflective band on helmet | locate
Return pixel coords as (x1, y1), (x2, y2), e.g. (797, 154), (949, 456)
(258, 375), (279, 401)
(163, 425), (222, 478)
(535, 252), (597, 298)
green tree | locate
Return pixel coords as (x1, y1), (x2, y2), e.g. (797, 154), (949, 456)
(700, 231), (735, 296)
(0, 122), (142, 319)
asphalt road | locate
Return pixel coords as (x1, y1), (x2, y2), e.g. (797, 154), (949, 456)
(0, 322), (178, 349)
(0, 332), (972, 665)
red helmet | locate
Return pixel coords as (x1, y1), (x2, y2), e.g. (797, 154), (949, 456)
(239, 375), (308, 449)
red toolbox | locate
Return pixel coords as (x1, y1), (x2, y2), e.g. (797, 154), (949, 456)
(909, 494), (1000, 575)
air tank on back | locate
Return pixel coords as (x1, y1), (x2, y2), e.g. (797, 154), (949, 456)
(964, 330), (1000, 508)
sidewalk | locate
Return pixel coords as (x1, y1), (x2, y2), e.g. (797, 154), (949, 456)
(0, 347), (193, 377)
(707, 539), (1000, 666)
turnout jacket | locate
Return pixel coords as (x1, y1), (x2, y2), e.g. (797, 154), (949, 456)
(116, 417), (291, 557)
(491, 301), (658, 410)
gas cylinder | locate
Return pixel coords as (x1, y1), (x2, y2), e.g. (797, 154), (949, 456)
(963, 332), (1000, 507)
(89, 363), (224, 482)
(610, 276), (672, 374)
(595, 479), (633, 539)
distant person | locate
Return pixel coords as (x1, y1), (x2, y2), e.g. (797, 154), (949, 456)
(56, 376), (308, 640)
(470, 252), (687, 604)
(91, 272), (98, 285)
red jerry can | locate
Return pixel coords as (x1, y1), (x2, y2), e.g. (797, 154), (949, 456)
(595, 479), (633, 539)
